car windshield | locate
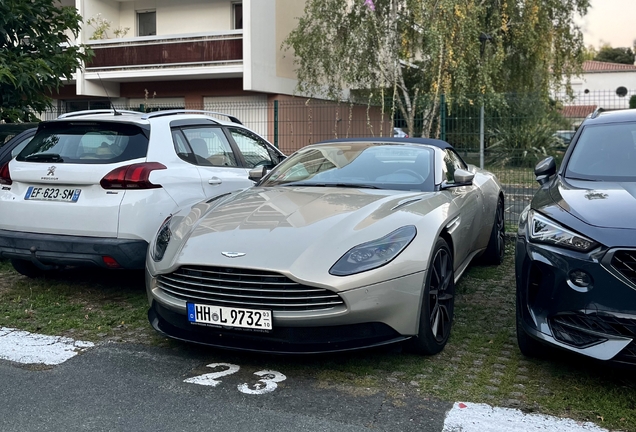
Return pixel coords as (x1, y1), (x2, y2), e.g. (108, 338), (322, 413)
(260, 143), (435, 192)
(566, 122), (636, 181)
(16, 121), (149, 164)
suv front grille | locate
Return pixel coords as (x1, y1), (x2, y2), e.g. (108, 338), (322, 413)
(156, 266), (344, 312)
(550, 316), (607, 347)
(550, 313), (636, 348)
(615, 342), (636, 365)
(611, 250), (636, 285)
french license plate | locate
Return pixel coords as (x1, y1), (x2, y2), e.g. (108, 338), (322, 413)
(187, 303), (272, 330)
(25, 186), (81, 202)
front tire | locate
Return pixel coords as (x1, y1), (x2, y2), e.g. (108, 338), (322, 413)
(481, 196), (505, 265)
(409, 238), (455, 355)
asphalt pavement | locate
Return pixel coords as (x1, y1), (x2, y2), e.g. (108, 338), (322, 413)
(0, 342), (450, 432)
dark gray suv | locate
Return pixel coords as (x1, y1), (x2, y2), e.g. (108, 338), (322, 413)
(516, 108), (636, 366)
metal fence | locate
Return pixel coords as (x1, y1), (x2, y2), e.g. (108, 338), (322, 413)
(30, 89), (636, 228)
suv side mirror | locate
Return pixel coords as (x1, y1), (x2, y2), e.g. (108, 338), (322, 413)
(535, 157), (556, 185)
(248, 166), (268, 182)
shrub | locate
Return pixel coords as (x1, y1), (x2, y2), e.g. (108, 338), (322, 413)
(486, 95), (570, 168)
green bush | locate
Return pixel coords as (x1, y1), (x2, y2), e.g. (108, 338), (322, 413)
(485, 95), (570, 167)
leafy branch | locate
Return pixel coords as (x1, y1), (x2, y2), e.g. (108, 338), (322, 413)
(86, 13), (130, 40)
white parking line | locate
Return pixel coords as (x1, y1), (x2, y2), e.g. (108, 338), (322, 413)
(443, 402), (608, 432)
(0, 327), (94, 365)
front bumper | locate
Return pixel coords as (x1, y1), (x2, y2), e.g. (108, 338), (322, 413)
(146, 269), (426, 354)
(0, 229), (148, 269)
(516, 234), (636, 365)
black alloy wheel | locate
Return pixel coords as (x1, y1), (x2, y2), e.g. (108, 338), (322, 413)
(409, 237), (455, 355)
(481, 196), (505, 265)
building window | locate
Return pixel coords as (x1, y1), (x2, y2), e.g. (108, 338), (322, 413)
(233, 3), (242, 30)
(63, 100), (111, 113)
(138, 11), (156, 36)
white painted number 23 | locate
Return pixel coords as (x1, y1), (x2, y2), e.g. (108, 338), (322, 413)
(184, 363), (286, 395)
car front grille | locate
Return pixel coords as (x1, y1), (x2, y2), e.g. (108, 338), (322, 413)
(156, 266), (344, 312)
(550, 313), (636, 353)
(611, 250), (636, 285)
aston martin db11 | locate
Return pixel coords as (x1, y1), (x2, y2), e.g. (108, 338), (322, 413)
(146, 138), (505, 354)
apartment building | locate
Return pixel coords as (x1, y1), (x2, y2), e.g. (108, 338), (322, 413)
(52, 2), (298, 111)
(50, 0), (392, 151)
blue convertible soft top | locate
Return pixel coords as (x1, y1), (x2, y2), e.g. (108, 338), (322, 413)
(316, 137), (454, 150)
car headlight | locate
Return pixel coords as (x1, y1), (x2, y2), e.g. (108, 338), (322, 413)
(329, 226), (416, 276)
(528, 210), (597, 252)
(151, 215), (172, 262)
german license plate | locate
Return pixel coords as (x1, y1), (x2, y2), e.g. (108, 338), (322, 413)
(25, 186), (81, 202)
(187, 303), (272, 330)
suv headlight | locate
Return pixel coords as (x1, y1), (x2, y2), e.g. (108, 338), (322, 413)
(329, 226), (416, 276)
(528, 210), (598, 252)
(151, 215), (172, 262)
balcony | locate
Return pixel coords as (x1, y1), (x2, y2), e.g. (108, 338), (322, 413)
(83, 31), (243, 82)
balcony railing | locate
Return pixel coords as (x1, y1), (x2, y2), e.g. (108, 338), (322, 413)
(85, 31), (243, 71)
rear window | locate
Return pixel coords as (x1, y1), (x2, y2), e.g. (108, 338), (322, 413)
(16, 122), (149, 164)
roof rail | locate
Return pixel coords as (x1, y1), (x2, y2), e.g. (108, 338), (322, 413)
(57, 109), (142, 119)
(140, 110), (243, 124)
(590, 107), (605, 119)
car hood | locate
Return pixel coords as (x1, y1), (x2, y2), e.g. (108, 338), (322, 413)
(161, 186), (448, 284)
(551, 177), (636, 229)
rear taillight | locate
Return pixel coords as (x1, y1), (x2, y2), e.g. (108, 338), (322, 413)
(100, 162), (166, 190)
(0, 162), (11, 186)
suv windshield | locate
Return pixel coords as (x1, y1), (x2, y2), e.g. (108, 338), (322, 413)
(17, 122), (149, 164)
(566, 122), (636, 181)
(261, 144), (435, 192)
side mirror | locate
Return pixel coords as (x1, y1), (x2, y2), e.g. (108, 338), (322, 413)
(248, 166), (268, 182)
(535, 157), (556, 185)
(441, 169), (475, 189)
(454, 169), (475, 185)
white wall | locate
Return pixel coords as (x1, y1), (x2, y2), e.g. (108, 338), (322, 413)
(243, 0), (301, 96)
(117, 0), (231, 38)
(81, 0), (122, 42)
(569, 71), (636, 109)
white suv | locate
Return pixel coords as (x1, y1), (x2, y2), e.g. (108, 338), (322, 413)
(0, 109), (285, 277)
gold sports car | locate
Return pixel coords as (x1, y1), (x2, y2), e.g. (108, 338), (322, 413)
(146, 138), (505, 354)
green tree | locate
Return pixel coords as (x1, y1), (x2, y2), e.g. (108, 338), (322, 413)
(594, 45), (635, 65)
(0, 0), (92, 122)
(283, 0), (589, 137)
(582, 45), (597, 61)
